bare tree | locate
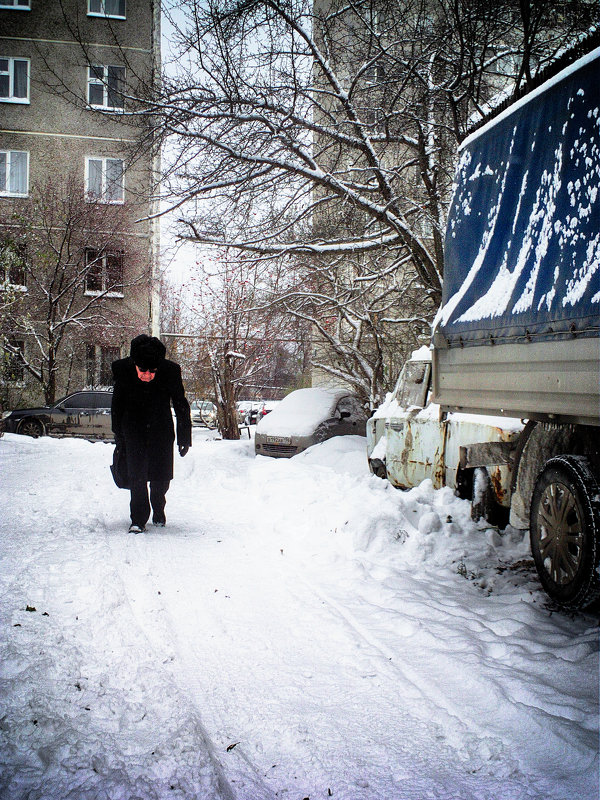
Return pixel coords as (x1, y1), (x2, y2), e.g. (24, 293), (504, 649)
(159, 0), (595, 273)
(0, 174), (148, 405)
(160, 279), (215, 401)
(151, 0), (596, 402)
(257, 247), (432, 407)
(161, 252), (302, 438)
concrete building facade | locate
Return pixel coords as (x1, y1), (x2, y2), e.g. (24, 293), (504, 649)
(0, 0), (160, 407)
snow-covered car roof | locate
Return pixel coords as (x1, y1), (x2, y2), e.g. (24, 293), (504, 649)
(255, 387), (353, 437)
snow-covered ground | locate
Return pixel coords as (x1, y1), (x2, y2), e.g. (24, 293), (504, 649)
(0, 429), (598, 800)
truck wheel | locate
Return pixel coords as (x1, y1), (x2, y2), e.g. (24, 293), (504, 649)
(530, 455), (600, 609)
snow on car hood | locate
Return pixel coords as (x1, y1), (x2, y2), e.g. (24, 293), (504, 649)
(256, 387), (347, 437)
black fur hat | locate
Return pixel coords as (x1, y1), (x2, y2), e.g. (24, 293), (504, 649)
(130, 334), (166, 371)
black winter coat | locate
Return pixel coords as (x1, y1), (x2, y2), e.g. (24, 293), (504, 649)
(111, 357), (192, 483)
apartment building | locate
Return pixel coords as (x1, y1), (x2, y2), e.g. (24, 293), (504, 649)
(0, 0), (160, 407)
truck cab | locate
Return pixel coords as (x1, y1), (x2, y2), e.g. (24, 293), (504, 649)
(367, 349), (523, 525)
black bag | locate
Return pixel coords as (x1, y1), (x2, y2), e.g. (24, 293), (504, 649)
(110, 442), (129, 489)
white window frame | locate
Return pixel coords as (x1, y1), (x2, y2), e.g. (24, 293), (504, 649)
(0, 1), (31, 9)
(0, 150), (28, 197)
(84, 248), (124, 297)
(0, 56), (29, 103)
(88, 0), (126, 19)
(88, 64), (125, 111)
(85, 156), (124, 204)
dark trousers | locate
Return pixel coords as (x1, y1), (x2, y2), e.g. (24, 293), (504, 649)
(130, 479), (170, 527)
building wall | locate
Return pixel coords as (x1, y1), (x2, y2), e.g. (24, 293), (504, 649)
(0, 0), (159, 407)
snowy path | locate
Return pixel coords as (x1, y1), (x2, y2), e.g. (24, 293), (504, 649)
(0, 431), (598, 800)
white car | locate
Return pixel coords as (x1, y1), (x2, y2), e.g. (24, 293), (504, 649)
(367, 349), (523, 525)
(190, 400), (218, 428)
(255, 388), (367, 458)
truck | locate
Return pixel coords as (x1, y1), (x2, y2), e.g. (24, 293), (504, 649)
(367, 36), (600, 609)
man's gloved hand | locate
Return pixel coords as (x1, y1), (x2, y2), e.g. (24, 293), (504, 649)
(178, 444), (189, 457)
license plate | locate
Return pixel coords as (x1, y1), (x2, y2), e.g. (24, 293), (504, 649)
(266, 435), (292, 445)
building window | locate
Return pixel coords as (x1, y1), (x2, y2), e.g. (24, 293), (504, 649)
(0, 150), (28, 196)
(88, 65), (125, 110)
(2, 339), (25, 384)
(0, 1), (31, 9)
(0, 239), (26, 287)
(86, 343), (120, 387)
(85, 157), (124, 203)
(88, 0), (125, 19)
(0, 57), (29, 103)
(85, 248), (124, 295)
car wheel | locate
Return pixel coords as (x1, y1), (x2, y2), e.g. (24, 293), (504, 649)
(18, 418), (44, 438)
(530, 455), (600, 609)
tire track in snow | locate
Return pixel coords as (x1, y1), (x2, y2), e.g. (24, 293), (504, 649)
(108, 524), (279, 800)
(283, 555), (596, 799)
(123, 521), (535, 800)
(0, 436), (237, 800)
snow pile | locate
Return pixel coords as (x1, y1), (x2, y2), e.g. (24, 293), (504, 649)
(0, 431), (598, 800)
(295, 433), (368, 475)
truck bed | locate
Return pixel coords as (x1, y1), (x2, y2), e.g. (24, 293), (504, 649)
(432, 336), (599, 426)
(433, 45), (600, 426)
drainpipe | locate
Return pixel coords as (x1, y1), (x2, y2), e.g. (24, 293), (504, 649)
(149, 0), (162, 336)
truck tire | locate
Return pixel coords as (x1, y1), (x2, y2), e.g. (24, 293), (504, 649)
(530, 455), (600, 609)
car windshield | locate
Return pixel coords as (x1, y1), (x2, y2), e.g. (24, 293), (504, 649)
(396, 361), (431, 409)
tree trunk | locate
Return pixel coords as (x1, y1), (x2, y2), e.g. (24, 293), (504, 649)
(211, 348), (240, 440)
(45, 346), (56, 406)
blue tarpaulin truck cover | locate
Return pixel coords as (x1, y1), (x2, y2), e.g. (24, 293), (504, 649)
(435, 47), (600, 347)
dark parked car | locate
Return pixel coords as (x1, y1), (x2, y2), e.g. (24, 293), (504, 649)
(2, 390), (114, 440)
(255, 388), (368, 458)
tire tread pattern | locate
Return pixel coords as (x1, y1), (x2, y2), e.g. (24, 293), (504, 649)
(530, 455), (600, 609)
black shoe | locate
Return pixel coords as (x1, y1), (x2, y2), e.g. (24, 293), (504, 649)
(129, 523), (146, 533)
(152, 515), (166, 527)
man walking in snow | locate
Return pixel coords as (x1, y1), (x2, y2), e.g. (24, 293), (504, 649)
(111, 334), (192, 533)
